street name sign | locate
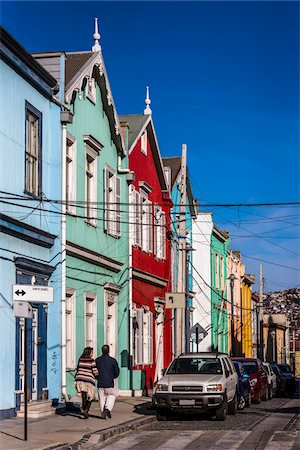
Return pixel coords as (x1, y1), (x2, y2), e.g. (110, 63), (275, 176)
(13, 285), (54, 303)
(13, 301), (33, 319)
(165, 292), (186, 309)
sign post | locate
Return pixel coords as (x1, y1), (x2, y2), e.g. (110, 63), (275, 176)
(24, 318), (28, 441)
(12, 284), (53, 441)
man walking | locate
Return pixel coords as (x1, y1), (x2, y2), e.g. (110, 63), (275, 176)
(95, 344), (120, 419)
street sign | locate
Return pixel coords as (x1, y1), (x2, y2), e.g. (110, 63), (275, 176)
(13, 285), (54, 303)
(165, 292), (186, 309)
(13, 301), (33, 319)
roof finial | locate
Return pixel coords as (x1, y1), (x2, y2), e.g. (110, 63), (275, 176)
(92, 18), (101, 52)
(144, 86), (152, 115)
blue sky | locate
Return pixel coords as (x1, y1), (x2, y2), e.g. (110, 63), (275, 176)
(1, 1), (299, 291)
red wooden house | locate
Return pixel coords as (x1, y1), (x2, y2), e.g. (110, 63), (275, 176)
(120, 92), (172, 393)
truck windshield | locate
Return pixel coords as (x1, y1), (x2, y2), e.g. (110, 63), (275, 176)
(167, 358), (222, 375)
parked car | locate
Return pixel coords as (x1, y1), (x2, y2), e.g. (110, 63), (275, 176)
(271, 364), (286, 397)
(232, 358), (268, 403)
(277, 364), (295, 394)
(152, 352), (238, 421)
(232, 361), (251, 410)
(262, 362), (277, 399)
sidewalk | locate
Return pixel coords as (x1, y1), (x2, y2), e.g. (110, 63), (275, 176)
(0, 397), (156, 450)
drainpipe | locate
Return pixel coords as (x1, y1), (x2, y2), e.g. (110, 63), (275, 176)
(117, 154), (130, 174)
(128, 185), (134, 395)
(61, 123), (67, 401)
(52, 95), (71, 111)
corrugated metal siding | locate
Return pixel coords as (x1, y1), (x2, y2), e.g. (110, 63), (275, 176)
(34, 56), (60, 82)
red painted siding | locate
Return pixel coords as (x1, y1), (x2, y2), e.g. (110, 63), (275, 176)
(129, 123), (173, 390)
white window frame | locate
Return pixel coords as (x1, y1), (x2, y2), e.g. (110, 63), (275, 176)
(132, 188), (142, 247)
(86, 76), (96, 104)
(85, 145), (97, 226)
(154, 205), (166, 259)
(133, 307), (153, 365)
(85, 292), (97, 351)
(25, 102), (42, 196)
(66, 289), (76, 370)
(66, 134), (76, 214)
(104, 165), (121, 237)
(141, 131), (147, 155)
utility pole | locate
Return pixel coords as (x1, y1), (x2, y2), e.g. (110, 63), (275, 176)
(177, 144), (187, 355)
(229, 274), (235, 357)
(259, 264), (263, 360)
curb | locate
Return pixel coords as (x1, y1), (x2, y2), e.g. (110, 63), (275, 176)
(42, 414), (156, 450)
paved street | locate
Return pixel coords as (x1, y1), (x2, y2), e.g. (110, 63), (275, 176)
(96, 395), (299, 450)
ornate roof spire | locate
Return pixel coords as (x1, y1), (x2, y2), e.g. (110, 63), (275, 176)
(92, 18), (101, 52)
(144, 86), (152, 115)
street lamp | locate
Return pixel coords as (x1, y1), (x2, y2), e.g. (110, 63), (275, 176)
(270, 329), (276, 364)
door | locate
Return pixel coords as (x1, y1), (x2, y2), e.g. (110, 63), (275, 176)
(16, 272), (48, 403)
(105, 290), (118, 359)
(155, 314), (164, 381)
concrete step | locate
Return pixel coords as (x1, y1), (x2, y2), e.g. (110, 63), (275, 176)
(18, 400), (57, 419)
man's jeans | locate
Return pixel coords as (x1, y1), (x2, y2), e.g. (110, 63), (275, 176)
(98, 387), (117, 412)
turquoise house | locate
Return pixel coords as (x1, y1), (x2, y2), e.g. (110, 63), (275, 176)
(210, 225), (230, 353)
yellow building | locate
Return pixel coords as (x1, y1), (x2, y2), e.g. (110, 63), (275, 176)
(263, 314), (289, 364)
(241, 272), (255, 357)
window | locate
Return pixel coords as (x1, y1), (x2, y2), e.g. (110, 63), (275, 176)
(133, 307), (153, 365)
(132, 189), (142, 247)
(215, 252), (220, 289)
(220, 256), (224, 291)
(104, 165), (121, 237)
(154, 205), (166, 259)
(141, 131), (147, 155)
(66, 289), (76, 369)
(66, 134), (76, 214)
(86, 146), (97, 226)
(25, 102), (42, 196)
(164, 167), (171, 192)
(86, 77), (96, 104)
(141, 193), (152, 253)
(85, 293), (97, 351)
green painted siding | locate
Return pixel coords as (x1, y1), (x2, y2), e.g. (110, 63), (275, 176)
(210, 232), (229, 353)
(66, 85), (130, 396)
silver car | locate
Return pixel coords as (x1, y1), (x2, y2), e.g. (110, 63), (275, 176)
(152, 352), (238, 421)
(262, 362), (277, 399)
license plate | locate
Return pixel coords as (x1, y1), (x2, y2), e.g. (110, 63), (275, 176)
(179, 399), (195, 406)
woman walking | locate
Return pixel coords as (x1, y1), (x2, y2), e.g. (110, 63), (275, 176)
(75, 347), (98, 419)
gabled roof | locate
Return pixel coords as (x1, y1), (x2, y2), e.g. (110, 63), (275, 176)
(119, 114), (149, 149)
(0, 26), (58, 98)
(119, 113), (168, 192)
(64, 50), (125, 156)
(162, 157), (181, 188)
(162, 156), (196, 217)
(65, 52), (94, 88)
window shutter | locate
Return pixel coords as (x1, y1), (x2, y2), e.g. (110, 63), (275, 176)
(143, 310), (149, 364)
(135, 191), (142, 247)
(147, 200), (152, 253)
(161, 213), (166, 259)
(136, 308), (143, 365)
(154, 205), (159, 257)
(115, 176), (121, 236)
(149, 312), (153, 364)
(104, 167), (109, 231)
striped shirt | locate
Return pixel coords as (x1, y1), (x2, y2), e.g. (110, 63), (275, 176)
(75, 357), (99, 386)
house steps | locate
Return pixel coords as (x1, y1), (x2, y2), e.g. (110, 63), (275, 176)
(17, 400), (64, 418)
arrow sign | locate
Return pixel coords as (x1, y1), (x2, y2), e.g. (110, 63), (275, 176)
(13, 285), (54, 303)
(15, 289), (26, 297)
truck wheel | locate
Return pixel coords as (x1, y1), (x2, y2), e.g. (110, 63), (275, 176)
(268, 385), (273, 399)
(245, 392), (251, 407)
(238, 395), (246, 410)
(156, 410), (169, 421)
(262, 388), (268, 401)
(215, 404), (227, 421)
(228, 393), (237, 415)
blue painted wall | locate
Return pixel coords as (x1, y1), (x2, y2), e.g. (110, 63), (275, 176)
(0, 59), (62, 416)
